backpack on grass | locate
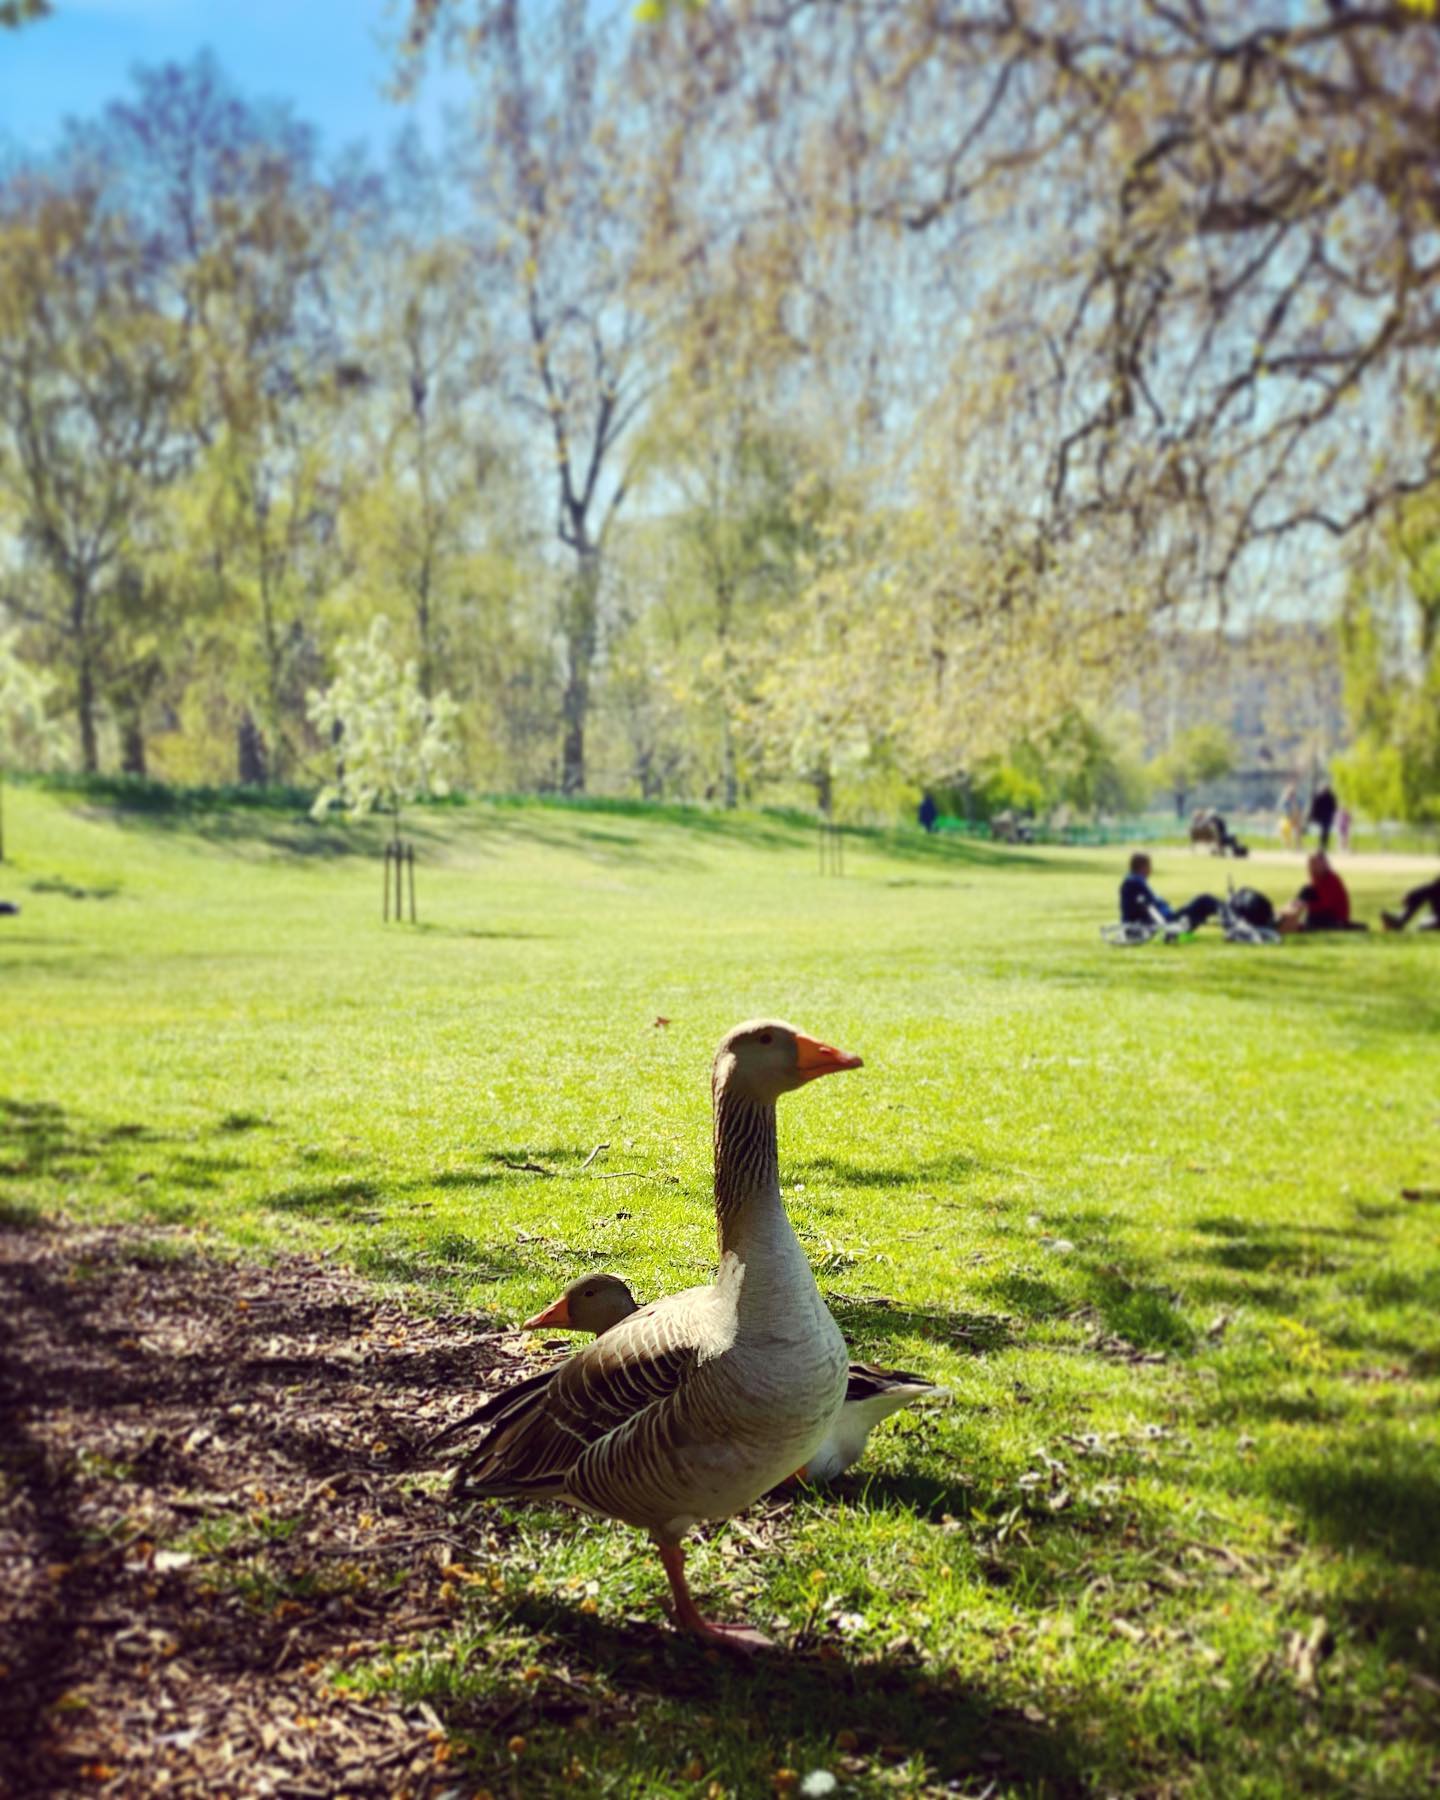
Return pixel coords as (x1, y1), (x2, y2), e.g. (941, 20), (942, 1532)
(1229, 886), (1275, 930)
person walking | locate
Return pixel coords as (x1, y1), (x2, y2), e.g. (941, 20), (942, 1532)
(1279, 781), (1302, 850)
(1308, 783), (1338, 851)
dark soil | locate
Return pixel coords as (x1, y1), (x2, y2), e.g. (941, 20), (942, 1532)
(0, 1223), (523, 1798)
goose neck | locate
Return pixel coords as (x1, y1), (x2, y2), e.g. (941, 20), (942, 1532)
(712, 1083), (780, 1254)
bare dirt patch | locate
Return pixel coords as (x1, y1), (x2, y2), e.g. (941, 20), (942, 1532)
(0, 1223), (525, 1798)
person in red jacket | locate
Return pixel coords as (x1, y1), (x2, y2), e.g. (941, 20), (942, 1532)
(1279, 851), (1365, 933)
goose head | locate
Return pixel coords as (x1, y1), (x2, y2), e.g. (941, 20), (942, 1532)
(712, 1019), (863, 1105)
(522, 1272), (637, 1335)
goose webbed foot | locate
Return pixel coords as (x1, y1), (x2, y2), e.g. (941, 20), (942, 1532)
(655, 1538), (775, 1653)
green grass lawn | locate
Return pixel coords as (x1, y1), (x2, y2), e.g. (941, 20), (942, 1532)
(3, 781), (1438, 1797)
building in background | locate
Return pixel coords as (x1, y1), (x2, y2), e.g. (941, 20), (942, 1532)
(1137, 623), (1345, 812)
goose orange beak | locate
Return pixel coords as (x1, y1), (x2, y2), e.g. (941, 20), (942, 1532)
(794, 1032), (863, 1083)
(522, 1294), (572, 1331)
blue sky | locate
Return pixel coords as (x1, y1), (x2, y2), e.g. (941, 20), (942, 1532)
(0, 0), (466, 161)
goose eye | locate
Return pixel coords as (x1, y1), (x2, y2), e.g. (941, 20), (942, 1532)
(757, 1031), (773, 1045)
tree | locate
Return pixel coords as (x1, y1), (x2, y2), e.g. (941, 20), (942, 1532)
(112, 57), (356, 783)
(636, 365), (817, 806)
(1152, 723), (1236, 819)
(0, 2), (50, 27)
(399, 1), (658, 793)
(307, 616), (460, 838)
(1334, 474), (1440, 823)
(0, 175), (189, 771)
(632, 2), (1440, 592)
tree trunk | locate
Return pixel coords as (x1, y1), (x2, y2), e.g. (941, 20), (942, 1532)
(717, 583), (737, 810)
(560, 675), (587, 795)
(560, 554), (600, 796)
(77, 657), (99, 774)
(237, 712), (268, 785)
(721, 718), (738, 811)
(120, 716), (146, 777)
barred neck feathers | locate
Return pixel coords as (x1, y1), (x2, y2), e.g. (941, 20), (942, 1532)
(712, 1076), (780, 1253)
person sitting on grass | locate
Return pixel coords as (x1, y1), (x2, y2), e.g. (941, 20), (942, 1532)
(1119, 852), (1222, 932)
(1278, 851), (1366, 933)
(1382, 875), (1440, 934)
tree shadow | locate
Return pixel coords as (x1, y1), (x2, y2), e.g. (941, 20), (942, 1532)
(0, 1095), (166, 1182)
(789, 1151), (987, 1191)
(1258, 1433), (1440, 1572)
(260, 1145), (605, 1221)
(825, 1291), (1014, 1355)
(264, 1177), (383, 1215)
(496, 1594), (1096, 1797)
(1038, 939), (1440, 1039)
(411, 922), (552, 941)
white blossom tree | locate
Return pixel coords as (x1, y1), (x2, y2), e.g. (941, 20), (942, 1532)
(306, 617), (460, 843)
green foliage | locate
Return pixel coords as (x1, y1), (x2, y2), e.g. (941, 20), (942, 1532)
(972, 710), (1150, 821)
(0, 626), (62, 768)
(306, 616), (459, 831)
(1150, 722), (1237, 811)
(1335, 482), (1440, 824)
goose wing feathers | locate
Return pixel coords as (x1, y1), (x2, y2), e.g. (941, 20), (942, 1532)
(451, 1258), (744, 1507)
(845, 1362), (943, 1403)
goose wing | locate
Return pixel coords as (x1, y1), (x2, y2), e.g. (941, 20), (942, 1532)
(451, 1258), (742, 1505)
(845, 1361), (944, 1404)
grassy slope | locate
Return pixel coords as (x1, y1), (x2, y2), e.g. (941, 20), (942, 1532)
(3, 783), (1438, 1798)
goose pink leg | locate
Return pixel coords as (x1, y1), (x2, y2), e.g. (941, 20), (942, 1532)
(655, 1540), (774, 1653)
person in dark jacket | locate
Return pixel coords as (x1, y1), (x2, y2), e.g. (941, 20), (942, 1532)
(917, 792), (938, 833)
(1119, 853), (1223, 930)
(1308, 784), (1339, 851)
(1382, 875), (1440, 933)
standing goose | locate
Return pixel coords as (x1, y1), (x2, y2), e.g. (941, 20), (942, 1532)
(447, 1020), (859, 1650)
(524, 1273), (946, 1482)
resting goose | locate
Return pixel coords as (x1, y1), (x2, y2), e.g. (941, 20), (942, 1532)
(525, 1273), (945, 1481)
(447, 1020), (860, 1650)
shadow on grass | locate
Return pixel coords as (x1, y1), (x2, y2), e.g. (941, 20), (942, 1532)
(1038, 936), (1440, 1039)
(60, 771), (1130, 881)
(0, 1096), (166, 1183)
(790, 1150), (987, 1191)
(350, 1236), (535, 1293)
(266, 1177), (383, 1215)
(262, 1145), (605, 1221)
(826, 1292), (1014, 1355)
(499, 1594), (1094, 1797)
(411, 922), (553, 941)
(1259, 1433), (1440, 1572)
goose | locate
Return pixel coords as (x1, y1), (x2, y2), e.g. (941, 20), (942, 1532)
(523, 1273), (946, 1482)
(445, 1020), (860, 1651)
